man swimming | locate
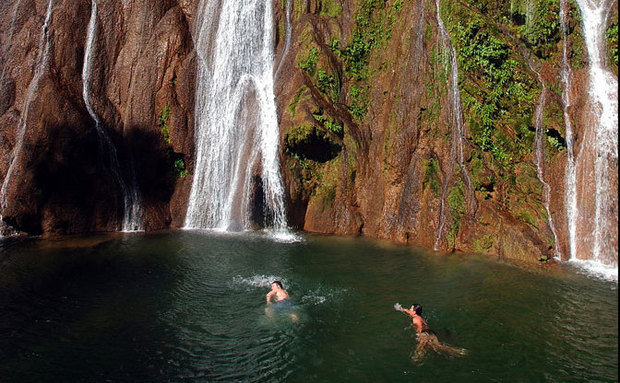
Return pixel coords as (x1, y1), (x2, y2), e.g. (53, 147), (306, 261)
(266, 280), (290, 304)
(395, 303), (466, 361)
(265, 280), (298, 322)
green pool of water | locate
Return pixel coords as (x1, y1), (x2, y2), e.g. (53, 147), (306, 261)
(0, 231), (617, 382)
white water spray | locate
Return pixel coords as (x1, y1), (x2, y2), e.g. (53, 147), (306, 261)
(82, 0), (142, 232)
(185, 0), (291, 237)
(568, 0), (618, 274)
(433, 0), (475, 250)
(0, 0), (54, 227)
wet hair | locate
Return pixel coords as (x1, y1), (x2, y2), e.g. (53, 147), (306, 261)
(271, 280), (284, 289)
(411, 303), (423, 316)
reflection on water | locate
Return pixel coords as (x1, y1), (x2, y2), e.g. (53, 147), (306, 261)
(0, 232), (617, 382)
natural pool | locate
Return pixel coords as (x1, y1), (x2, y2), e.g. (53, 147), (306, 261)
(0, 231), (617, 382)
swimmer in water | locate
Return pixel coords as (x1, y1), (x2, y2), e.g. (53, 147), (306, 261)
(265, 281), (298, 322)
(266, 280), (289, 304)
(395, 303), (466, 361)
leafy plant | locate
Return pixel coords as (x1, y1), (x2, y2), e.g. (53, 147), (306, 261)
(607, 22), (618, 68)
(174, 158), (188, 178)
(158, 106), (172, 144)
(299, 47), (320, 76)
(317, 70), (340, 103)
(393, 0), (403, 13)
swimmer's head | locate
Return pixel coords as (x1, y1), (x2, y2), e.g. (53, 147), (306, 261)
(411, 303), (423, 315)
(271, 280), (284, 289)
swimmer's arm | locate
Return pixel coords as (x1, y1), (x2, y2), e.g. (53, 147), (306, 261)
(400, 308), (416, 317)
(266, 291), (275, 304)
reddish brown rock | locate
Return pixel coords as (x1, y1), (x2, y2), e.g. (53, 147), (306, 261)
(0, 0), (613, 267)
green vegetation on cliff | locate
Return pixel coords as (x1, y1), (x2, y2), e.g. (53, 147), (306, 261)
(158, 106), (172, 144)
(608, 20), (618, 70)
(339, 0), (400, 122)
(443, 2), (538, 171)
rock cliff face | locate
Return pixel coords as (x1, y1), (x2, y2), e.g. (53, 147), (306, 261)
(0, 0), (617, 264)
(0, 0), (196, 235)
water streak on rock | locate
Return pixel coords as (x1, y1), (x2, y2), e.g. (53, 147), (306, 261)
(275, 0), (293, 79)
(82, 0), (143, 232)
(433, 0), (476, 250)
(1, 0), (54, 229)
(560, 0), (578, 262)
(533, 83), (561, 259)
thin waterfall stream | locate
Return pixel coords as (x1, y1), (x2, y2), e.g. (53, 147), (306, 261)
(275, 0), (293, 79)
(0, 0), (54, 235)
(82, 0), (142, 232)
(185, 0), (293, 240)
(433, 0), (476, 250)
(0, 0), (22, 237)
(532, 82), (561, 259)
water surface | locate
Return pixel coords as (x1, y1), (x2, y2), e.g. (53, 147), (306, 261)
(0, 232), (617, 382)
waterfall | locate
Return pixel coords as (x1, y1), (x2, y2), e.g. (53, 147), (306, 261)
(0, 1), (22, 238)
(569, 0), (618, 278)
(275, 0), (293, 79)
(0, 0), (54, 229)
(560, 0), (579, 262)
(82, 0), (142, 232)
(185, 0), (292, 239)
(533, 84), (561, 259)
(433, 0), (476, 250)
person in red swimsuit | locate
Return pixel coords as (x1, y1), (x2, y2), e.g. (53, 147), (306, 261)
(396, 303), (466, 361)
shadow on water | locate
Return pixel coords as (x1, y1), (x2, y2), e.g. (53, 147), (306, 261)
(0, 234), (181, 382)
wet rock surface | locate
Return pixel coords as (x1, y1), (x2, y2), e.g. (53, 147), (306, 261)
(1, 0), (616, 264)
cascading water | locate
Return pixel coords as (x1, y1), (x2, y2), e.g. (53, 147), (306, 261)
(0, 1), (21, 237)
(0, 0), (54, 235)
(274, 0), (292, 79)
(560, 0), (578, 262)
(533, 84), (561, 259)
(433, 0), (476, 250)
(185, 0), (293, 239)
(82, 0), (142, 232)
(568, 0), (618, 278)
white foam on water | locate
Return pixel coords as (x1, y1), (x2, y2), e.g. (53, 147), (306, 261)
(300, 286), (347, 306)
(264, 229), (305, 244)
(232, 275), (289, 289)
(569, 259), (618, 282)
